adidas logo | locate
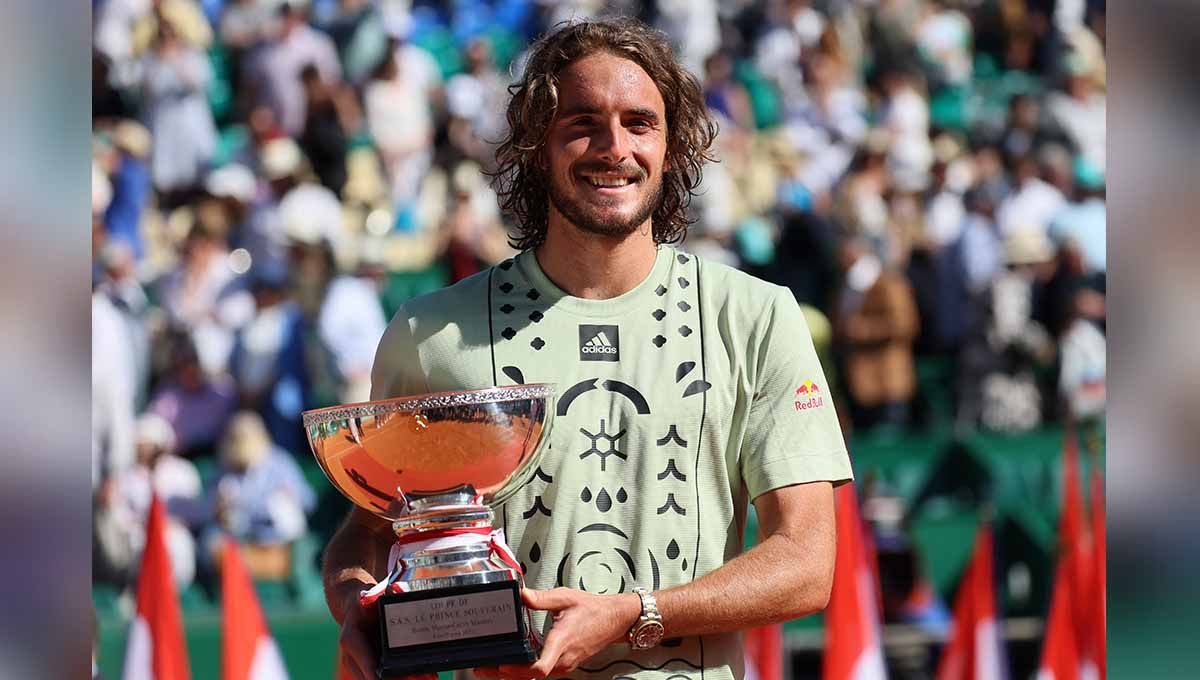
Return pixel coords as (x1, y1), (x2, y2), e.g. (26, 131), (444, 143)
(582, 331), (617, 354)
(579, 324), (620, 362)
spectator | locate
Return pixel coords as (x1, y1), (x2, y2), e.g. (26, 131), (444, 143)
(229, 258), (311, 456)
(298, 62), (357, 195)
(101, 120), (154, 261)
(244, 0), (343, 136)
(138, 13), (219, 202)
(365, 37), (435, 216)
(93, 413), (202, 589)
(199, 411), (316, 578)
(834, 238), (920, 431)
(148, 330), (238, 457)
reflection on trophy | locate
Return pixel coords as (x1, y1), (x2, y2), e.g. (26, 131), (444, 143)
(303, 384), (556, 678)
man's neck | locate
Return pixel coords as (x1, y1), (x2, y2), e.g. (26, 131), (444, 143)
(533, 219), (658, 300)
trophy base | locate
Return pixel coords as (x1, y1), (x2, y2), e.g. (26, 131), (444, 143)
(376, 580), (536, 678)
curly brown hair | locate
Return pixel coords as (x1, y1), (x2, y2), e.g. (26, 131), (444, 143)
(490, 18), (718, 250)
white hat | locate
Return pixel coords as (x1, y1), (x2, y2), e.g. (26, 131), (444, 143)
(1005, 227), (1055, 265)
(279, 183), (343, 246)
(205, 164), (257, 202)
(259, 138), (305, 181)
(136, 413), (178, 452)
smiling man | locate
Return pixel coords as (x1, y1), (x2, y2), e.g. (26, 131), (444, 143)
(323, 19), (852, 680)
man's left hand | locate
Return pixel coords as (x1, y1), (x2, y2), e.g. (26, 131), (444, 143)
(477, 587), (641, 679)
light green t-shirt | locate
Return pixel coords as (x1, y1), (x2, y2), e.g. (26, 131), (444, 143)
(371, 246), (852, 680)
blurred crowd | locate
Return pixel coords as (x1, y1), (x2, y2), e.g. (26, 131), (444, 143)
(91, 0), (1105, 597)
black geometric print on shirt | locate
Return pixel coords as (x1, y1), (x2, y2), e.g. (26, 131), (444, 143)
(652, 309), (666, 321)
(677, 276), (690, 289)
(533, 466), (554, 484)
(526, 289), (540, 300)
(682, 380), (712, 397)
(657, 460), (687, 482)
(530, 337), (545, 350)
(677, 301), (691, 313)
(529, 542), (541, 563)
(648, 549), (660, 591)
(664, 540), (690, 572)
(556, 549), (637, 594)
(557, 379), (651, 415)
(499, 282), (514, 294)
(652, 335), (666, 348)
(580, 486), (628, 513)
(501, 327), (516, 340)
(675, 361), (695, 382)
(655, 425), (688, 448)
(655, 284), (668, 296)
(656, 493), (686, 516)
(499, 259), (514, 271)
(502, 366), (525, 384)
(528, 310), (543, 323)
(499, 303), (514, 314)
(576, 523), (628, 539)
(678, 325), (692, 338)
(521, 496), (552, 519)
(579, 419), (626, 471)
(677, 253), (690, 265)
(603, 380), (650, 414)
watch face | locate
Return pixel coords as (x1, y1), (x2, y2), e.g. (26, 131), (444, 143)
(634, 621), (665, 649)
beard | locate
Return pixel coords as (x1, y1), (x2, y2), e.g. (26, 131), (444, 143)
(548, 164), (664, 238)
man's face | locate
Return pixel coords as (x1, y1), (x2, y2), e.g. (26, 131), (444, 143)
(544, 52), (668, 238)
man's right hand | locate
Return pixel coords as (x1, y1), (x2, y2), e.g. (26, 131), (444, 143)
(336, 589), (437, 680)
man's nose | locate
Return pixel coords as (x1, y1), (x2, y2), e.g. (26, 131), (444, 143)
(593, 118), (631, 163)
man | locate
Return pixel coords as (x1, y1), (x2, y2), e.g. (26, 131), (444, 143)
(324, 19), (852, 680)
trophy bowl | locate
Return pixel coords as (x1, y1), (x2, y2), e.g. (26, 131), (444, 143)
(303, 384), (556, 678)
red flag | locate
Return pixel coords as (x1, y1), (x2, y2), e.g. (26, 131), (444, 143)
(222, 539), (289, 680)
(744, 624), (784, 680)
(122, 495), (191, 680)
(1037, 561), (1080, 680)
(823, 484), (887, 680)
(1088, 469), (1106, 680)
(936, 524), (1005, 680)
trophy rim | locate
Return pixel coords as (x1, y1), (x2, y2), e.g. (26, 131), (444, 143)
(301, 383), (557, 429)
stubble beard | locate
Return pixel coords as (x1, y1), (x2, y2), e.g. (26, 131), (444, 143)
(548, 171), (664, 239)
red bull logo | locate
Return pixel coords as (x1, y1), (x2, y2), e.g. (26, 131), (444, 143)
(793, 380), (824, 410)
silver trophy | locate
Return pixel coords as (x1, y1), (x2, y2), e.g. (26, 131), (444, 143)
(303, 384), (556, 678)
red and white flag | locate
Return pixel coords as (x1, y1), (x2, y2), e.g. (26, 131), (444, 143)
(222, 538), (289, 680)
(1037, 560), (1081, 680)
(936, 524), (1005, 680)
(823, 484), (887, 680)
(1088, 467), (1106, 680)
(1038, 428), (1092, 680)
(122, 495), (191, 680)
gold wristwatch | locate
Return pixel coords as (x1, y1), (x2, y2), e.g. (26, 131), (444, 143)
(626, 587), (665, 650)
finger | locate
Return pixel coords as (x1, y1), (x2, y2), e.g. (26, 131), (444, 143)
(522, 587), (574, 612)
(527, 631), (566, 678)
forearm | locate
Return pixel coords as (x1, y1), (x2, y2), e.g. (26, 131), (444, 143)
(322, 509), (393, 623)
(654, 526), (834, 638)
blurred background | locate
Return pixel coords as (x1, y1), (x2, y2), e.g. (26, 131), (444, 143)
(87, 0), (1107, 678)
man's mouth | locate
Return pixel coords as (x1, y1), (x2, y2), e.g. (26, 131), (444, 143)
(579, 172), (639, 189)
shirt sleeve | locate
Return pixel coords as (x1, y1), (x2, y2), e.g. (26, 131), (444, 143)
(369, 303), (427, 400)
(739, 287), (853, 500)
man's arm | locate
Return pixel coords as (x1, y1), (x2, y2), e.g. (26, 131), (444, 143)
(322, 507), (409, 680)
(498, 480), (836, 678)
(321, 507), (394, 623)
